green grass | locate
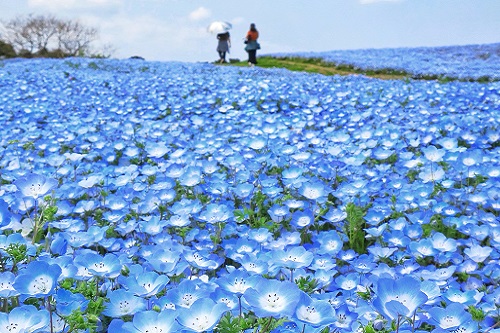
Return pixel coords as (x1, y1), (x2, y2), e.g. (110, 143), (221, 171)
(224, 56), (497, 82)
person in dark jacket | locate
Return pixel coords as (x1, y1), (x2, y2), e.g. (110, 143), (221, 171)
(244, 23), (260, 66)
(216, 32), (231, 63)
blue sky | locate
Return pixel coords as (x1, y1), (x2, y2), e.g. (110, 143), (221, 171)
(1, 0), (499, 63)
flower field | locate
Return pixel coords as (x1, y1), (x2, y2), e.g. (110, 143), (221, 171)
(267, 43), (500, 81)
(0, 52), (499, 333)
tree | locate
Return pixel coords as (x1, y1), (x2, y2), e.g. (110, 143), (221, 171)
(0, 40), (16, 58)
(0, 14), (109, 58)
(56, 20), (98, 56)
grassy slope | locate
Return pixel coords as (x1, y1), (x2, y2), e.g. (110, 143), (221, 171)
(226, 56), (494, 82)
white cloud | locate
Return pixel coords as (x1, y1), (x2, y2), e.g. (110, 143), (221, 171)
(188, 7), (211, 21)
(28, 0), (122, 11)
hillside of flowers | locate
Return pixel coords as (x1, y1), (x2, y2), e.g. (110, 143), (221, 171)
(0, 54), (499, 333)
(267, 43), (500, 81)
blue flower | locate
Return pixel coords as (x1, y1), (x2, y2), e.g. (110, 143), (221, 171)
(290, 209), (314, 229)
(298, 180), (327, 201)
(176, 298), (228, 332)
(272, 246), (314, 270)
(372, 276), (428, 321)
(166, 279), (211, 308)
(13, 260), (61, 298)
(0, 272), (18, 298)
(119, 270), (170, 298)
(427, 302), (472, 330)
(243, 278), (301, 318)
(119, 310), (179, 333)
(75, 252), (122, 279)
(55, 288), (89, 316)
(14, 173), (58, 199)
(103, 289), (147, 317)
(0, 305), (49, 332)
(216, 269), (258, 295)
(294, 291), (335, 327)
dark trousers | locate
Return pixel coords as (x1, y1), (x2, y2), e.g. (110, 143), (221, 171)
(218, 51), (226, 62)
(248, 50), (257, 64)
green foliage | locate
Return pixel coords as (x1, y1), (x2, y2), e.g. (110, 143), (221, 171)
(295, 275), (319, 294)
(215, 313), (254, 333)
(345, 202), (368, 254)
(421, 214), (467, 239)
(5, 243), (29, 272)
(0, 40), (16, 58)
(468, 305), (486, 322)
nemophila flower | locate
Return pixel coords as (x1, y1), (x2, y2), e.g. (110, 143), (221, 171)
(0, 305), (49, 333)
(442, 288), (479, 306)
(14, 173), (58, 199)
(13, 260), (61, 298)
(430, 232), (457, 252)
(103, 289), (147, 317)
(170, 198), (203, 215)
(210, 287), (239, 312)
(365, 223), (388, 238)
(420, 265), (456, 282)
(0, 199), (13, 229)
(75, 252), (122, 279)
(176, 298), (228, 332)
(139, 216), (167, 236)
(419, 165), (445, 183)
(267, 204), (290, 223)
(427, 302), (472, 330)
(315, 230), (343, 255)
(298, 180), (327, 201)
(290, 209), (314, 229)
(464, 243), (492, 263)
(409, 239), (438, 258)
(119, 271), (170, 298)
(0, 272), (18, 298)
(198, 203), (232, 224)
(243, 278), (301, 318)
(422, 145), (446, 162)
(55, 288), (89, 316)
(237, 253), (269, 274)
(294, 291), (336, 327)
(166, 279), (211, 308)
(248, 228), (272, 244)
(216, 269), (258, 295)
(119, 310), (179, 333)
(367, 245), (397, 261)
(166, 213), (191, 228)
(459, 149), (483, 168)
(272, 246), (314, 270)
(383, 230), (410, 248)
(372, 276), (428, 321)
(227, 238), (260, 259)
(184, 249), (224, 270)
(332, 304), (358, 331)
(334, 273), (359, 292)
(232, 182), (254, 199)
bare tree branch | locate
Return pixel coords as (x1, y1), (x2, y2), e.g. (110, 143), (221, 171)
(1, 14), (108, 58)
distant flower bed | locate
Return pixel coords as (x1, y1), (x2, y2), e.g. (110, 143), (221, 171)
(266, 43), (500, 81)
(0, 56), (499, 332)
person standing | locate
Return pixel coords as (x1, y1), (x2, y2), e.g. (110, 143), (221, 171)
(244, 23), (260, 66)
(216, 31), (231, 63)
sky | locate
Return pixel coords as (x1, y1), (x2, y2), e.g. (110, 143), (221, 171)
(1, 0), (499, 63)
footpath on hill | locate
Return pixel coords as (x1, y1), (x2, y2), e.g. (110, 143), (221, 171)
(225, 56), (494, 82)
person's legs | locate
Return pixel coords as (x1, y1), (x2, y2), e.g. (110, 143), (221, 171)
(218, 51), (226, 63)
(248, 50), (256, 65)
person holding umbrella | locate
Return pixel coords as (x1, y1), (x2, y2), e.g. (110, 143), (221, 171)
(244, 23), (260, 66)
(207, 21), (232, 63)
(216, 31), (231, 63)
